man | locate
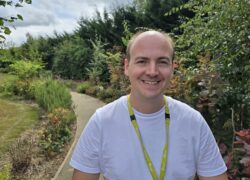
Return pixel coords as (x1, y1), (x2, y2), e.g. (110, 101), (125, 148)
(70, 30), (228, 180)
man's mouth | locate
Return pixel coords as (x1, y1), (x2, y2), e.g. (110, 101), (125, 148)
(142, 80), (160, 85)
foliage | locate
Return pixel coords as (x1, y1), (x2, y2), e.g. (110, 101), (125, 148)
(1, 60), (44, 98)
(0, 48), (14, 72)
(220, 129), (250, 179)
(106, 50), (130, 96)
(0, 73), (18, 96)
(76, 81), (92, 94)
(53, 35), (91, 79)
(85, 85), (100, 97)
(0, 46), (25, 71)
(121, 21), (133, 47)
(9, 60), (43, 79)
(0, 76), (36, 99)
(96, 87), (114, 101)
(34, 79), (72, 112)
(77, 9), (118, 50)
(8, 137), (33, 174)
(166, 1), (250, 178)
(86, 37), (110, 84)
(19, 33), (43, 61)
(169, 0), (250, 130)
(0, 164), (10, 180)
(0, 0), (32, 43)
(39, 108), (76, 156)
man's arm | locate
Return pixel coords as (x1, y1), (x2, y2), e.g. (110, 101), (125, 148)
(72, 169), (100, 180)
(198, 172), (228, 180)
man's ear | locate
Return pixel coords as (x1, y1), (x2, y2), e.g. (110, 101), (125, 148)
(124, 58), (129, 76)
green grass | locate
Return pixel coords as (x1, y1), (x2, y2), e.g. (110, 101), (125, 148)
(0, 99), (39, 157)
(0, 73), (17, 84)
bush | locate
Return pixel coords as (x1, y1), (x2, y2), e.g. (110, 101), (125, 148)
(8, 137), (33, 174)
(13, 79), (32, 98)
(9, 60), (43, 79)
(85, 85), (99, 96)
(0, 78), (37, 99)
(0, 76), (18, 97)
(76, 81), (92, 93)
(97, 88), (114, 100)
(223, 129), (250, 179)
(52, 37), (91, 80)
(39, 108), (76, 156)
(34, 79), (72, 112)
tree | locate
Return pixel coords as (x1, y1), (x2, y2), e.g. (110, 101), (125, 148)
(166, 1), (249, 177)
(86, 37), (110, 84)
(0, 0), (32, 43)
(167, 0), (250, 146)
(52, 35), (91, 80)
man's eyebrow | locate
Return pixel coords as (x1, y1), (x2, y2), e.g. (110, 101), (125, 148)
(135, 56), (149, 60)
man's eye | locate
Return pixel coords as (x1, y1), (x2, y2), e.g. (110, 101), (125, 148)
(159, 60), (169, 65)
(137, 60), (146, 64)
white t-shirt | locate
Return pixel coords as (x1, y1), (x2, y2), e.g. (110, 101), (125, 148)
(70, 96), (227, 179)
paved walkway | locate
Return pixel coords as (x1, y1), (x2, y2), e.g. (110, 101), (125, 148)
(53, 92), (105, 180)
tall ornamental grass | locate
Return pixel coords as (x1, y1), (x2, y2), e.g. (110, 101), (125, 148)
(34, 79), (72, 112)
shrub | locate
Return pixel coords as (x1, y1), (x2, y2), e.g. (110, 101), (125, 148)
(8, 137), (34, 174)
(86, 38), (110, 84)
(39, 108), (76, 156)
(13, 79), (31, 98)
(76, 81), (92, 93)
(0, 78), (37, 100)
(97, 88), (115, 101)
(223, 129), (250, 179)
(52, 37), (91, 80)
(0, 73), (38, 99)
(9, 60), (43, 79)
(85, 85), (99, 96)
(0, 76), (18, 97)
(34, 79), (72, 112)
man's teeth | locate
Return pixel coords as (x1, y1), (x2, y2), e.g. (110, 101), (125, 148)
(144, 80), (158, 85)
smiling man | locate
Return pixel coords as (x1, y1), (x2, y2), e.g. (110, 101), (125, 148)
(70, 30), (228, 180)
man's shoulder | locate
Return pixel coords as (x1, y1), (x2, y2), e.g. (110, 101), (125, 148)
(166, 96), (202, 120)
(95, 95), (127, 118)
(166, 96), (194, 111)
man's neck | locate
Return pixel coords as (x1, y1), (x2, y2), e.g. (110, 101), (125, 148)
(129, 93), (165, 114)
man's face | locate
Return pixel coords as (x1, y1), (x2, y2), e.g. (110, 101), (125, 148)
(124, 32), (174, 101)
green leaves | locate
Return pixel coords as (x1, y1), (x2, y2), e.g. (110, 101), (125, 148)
(9, 60), (44, 79)
(0, 0), (6, 6)
(17, 14), (23, 20)
(0, 19), (4, 26)
(0, 0), (31, 42)
(173, 0), (250, 153)
(25, 0), (32, 4)
(3, 27), (11, 35)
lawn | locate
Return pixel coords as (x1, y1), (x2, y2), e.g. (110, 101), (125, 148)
(0, 73), (17, 83)
(0, 99), (39, 157)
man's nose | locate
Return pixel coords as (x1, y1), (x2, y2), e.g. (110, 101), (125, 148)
(146, 62), (159, 76)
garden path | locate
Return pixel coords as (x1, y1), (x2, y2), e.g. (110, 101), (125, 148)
(53, 92), (105, 180)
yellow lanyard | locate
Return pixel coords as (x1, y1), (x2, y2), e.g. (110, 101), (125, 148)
(127, 95), (170, 180)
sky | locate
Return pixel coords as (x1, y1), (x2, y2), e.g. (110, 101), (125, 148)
(1, 0), (133, 46)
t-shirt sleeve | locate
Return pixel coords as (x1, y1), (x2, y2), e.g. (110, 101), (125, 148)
(197, 115), (227, 177)
(70, 112), (101, 174)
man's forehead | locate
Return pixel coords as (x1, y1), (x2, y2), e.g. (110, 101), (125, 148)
(131, 32), (173, 52)
(126, 30), (175, 61)
(134, 31), (165, 42)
